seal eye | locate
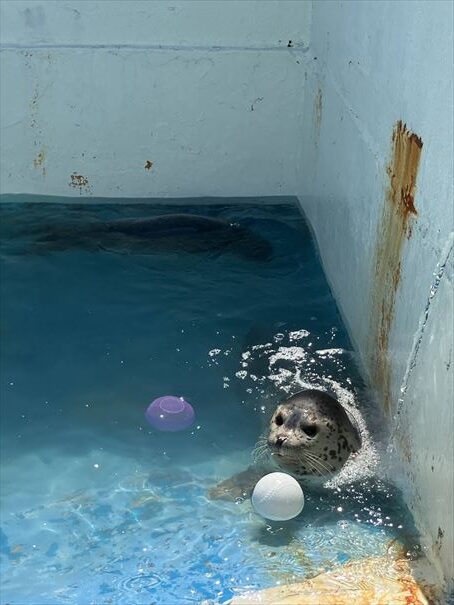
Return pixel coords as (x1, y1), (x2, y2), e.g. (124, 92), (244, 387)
(275, 413), (284, 426)
(301, 424), (318, 438)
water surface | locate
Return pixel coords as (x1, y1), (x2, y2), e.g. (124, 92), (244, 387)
(0, 198), (419, 604)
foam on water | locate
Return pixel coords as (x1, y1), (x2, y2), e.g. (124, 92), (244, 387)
(0, 199), (422, 604)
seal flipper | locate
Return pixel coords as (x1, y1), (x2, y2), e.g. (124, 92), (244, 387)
(208, 466), (265, 501)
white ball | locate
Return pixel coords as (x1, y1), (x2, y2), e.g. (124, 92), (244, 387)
(252, 472), (304, 521)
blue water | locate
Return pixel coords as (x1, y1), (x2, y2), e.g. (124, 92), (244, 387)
(0, 198), (420, 604)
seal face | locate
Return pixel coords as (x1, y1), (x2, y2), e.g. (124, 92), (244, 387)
(267, 389), (361, 478)
(208, 388), (362, 501)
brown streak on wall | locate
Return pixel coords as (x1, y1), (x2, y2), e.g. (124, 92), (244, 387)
(369, 120), (423, 413)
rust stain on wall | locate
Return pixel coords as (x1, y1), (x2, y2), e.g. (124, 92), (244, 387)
(369, 120), (423, 413)
(33, 148), (46, 176)
(69, 172), (91, 195)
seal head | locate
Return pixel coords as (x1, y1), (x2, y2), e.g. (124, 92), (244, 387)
(267, 389), (361, 478)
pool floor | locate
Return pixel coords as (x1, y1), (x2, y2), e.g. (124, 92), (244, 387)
(0, 199), (421, 604)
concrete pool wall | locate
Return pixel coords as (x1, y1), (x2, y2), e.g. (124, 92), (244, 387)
(1, 0), (453, 593)
(0, 0), (311, 198)
(298, 1), (453, 590)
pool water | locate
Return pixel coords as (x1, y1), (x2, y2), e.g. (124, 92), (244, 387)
(0, 198), (421, 604)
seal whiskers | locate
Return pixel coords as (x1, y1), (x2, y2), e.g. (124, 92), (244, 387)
(252, 438), (271, 464)
(267, 389), (361, 478)
(209, 389), (361, 500)
(299, 451), (335, 476)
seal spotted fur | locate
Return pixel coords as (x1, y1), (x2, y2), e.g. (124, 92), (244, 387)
(267, 389), (361, 478)
(209, 389), (361, 500)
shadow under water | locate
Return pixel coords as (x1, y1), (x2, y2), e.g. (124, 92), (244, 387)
(1, 204), (274, 262)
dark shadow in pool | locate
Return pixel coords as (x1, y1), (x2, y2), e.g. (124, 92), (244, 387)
(20, 214), (274, 262)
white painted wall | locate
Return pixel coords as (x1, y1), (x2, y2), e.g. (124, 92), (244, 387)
(1, 0), (310, 48)
(299, 0), (453, 590)
(0, 0), (311, 198)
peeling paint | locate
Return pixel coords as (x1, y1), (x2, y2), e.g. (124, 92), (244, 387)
(23, 50), (33, 71)
(29, 88), (40, 130)
(69, 172), (91, 195)
(369, 120), (423, 412)
(29, 82), (46, 173)
(33, 148), (46, 177)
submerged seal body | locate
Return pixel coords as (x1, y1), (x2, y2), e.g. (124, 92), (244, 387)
(209, 389), (361, 500)
(267, 389), (361, 479)
(29, 214), (273, 261)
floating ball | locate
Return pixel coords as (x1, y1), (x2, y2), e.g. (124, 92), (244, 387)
(145, 396), (195, 432)
(252, 472), (304, 521)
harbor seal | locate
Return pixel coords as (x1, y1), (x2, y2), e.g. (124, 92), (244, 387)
(209, 389), (361, 500)
(29, 214), (273, 261)
(266, 389), (361, 478)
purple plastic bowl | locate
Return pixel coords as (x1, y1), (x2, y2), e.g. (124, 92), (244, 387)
(145, 396), (195, 432)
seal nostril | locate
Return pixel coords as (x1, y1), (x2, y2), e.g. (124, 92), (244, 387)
(275, 413), (284, 426)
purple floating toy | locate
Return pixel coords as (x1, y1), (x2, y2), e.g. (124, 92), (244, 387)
(145, 396), (195, 432)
